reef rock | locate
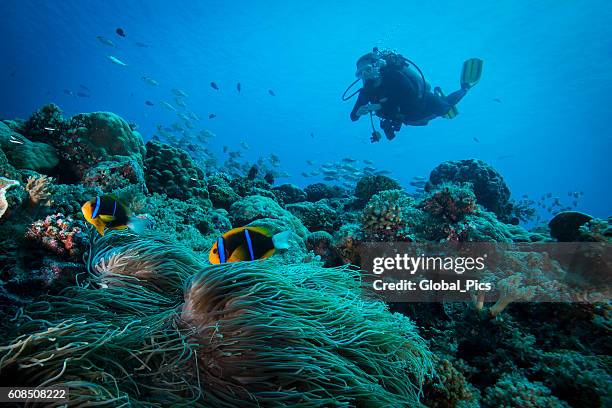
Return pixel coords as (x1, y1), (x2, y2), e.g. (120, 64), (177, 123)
(144, 140), (208, 201)
(548, 211), (593, 242)
(427, 159), (512, 222)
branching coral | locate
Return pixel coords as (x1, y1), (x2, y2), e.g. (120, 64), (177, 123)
(25, 175), (53, 206)
(361, 189), (413, 240)
(0, 177), (19, 219)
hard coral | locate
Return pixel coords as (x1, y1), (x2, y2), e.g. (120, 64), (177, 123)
(0, 122), (59, 171)
(25, 213), (88, 260)
(427, 159), (512, 222)
(362, 189), (412, 239)
(144, 140), (208, 201)
(304, 182), (347, 202)
(354, 174), (401, 205)
(419, 183), (477, 223)
(82, 158), (146, 194)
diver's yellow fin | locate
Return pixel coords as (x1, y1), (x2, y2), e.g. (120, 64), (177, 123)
(461, 58), (483, 89)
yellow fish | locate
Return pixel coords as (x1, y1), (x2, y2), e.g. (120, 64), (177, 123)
(209, 227), (291, 264)
(81, 196), (145, 236)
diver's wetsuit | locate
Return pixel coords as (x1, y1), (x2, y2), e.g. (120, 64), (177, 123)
(350, 64), (467, 137)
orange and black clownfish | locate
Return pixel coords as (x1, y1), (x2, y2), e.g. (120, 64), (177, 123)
(81, 196), (146, 236)
(209, 227), (291, 264)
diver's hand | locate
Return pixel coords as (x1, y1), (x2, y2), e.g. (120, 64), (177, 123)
(356, 103), (381, 117)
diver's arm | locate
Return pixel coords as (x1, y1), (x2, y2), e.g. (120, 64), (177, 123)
(350, 90), (370, 121)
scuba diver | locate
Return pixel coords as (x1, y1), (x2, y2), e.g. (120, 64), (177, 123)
(342, 48), (483, 142)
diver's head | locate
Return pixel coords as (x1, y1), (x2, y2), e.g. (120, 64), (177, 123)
(355, 52), (385, 82)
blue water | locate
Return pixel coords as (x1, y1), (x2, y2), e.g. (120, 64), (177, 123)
(1, 0), (610, 219)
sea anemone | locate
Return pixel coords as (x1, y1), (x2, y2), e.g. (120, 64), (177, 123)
(180, 261), (433, 406)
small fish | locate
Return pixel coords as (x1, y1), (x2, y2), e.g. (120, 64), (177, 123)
(237, 82), (241, 92)
(301, 172), (309, 177)
(186, 111), (200, 121)
(209, 113), (216, 119)
(174, 97), (187, 108)
(43, 127), (56, 131)
(310, 171), (320, 176)
(306, 160), (314, 165)
(209, 227), (291, 264)
(248, 165), (258, 180)
(493, 98), (502, 103)
(79, 84), (90, 91)
(96, 36), (115, 47)
(412, 176), (426, 181)
(9, 135), (24, 144)
(363, 159), (373, 165)
(172, 88), (189, 98)
(142, 76), (158, 86)
(268, 89), (276, 96)
(107, 55), (127, 66)
(323, 176), (335, 181)
(240, 141), (250, 150)
(264, 172), (275, 184)
(409, 180), (426, 188)
(473, 137), (480, 143)
(63, 89), (74, 96)
(210, 82), (219, 90)
(77, 92), (90, 98)
(81, 196), (147, 236)
(116, 28), (126, 37)
(160, 101), (176, 111)
(145, 100), (154, 106)
(342, 157), (357, 163)
(135, 42), (149, 48)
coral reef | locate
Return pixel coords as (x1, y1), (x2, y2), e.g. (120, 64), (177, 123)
(426, 159), (513, 222)
(0, 105), (609, 407)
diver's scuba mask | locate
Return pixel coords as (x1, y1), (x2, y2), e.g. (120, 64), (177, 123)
(355, 58), (386, 81)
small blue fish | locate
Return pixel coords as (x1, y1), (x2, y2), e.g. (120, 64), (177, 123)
(268, 89), (276, 96)
(210, 82), (219, 90)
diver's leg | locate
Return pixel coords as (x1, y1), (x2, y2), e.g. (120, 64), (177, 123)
(444, 88), (468, 106)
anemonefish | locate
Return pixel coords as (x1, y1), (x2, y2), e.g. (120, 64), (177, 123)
(81, 196), (146, 236)
(209, 227), (291, 264)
